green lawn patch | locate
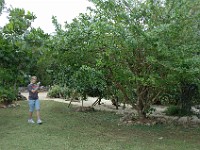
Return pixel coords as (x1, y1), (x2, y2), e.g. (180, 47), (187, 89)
(0, 100), (200, 150)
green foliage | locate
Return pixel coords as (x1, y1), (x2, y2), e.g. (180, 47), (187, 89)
(3, 8), (36, 35)
(0, 7), (43, 101)
(24, 28), (50, 86)
(70, 65), (106, 98)
(165, 105), (196, 117)
(24, 27), (49, 47)
(0, 86), (17, 104)
(47, 85), (70, 99)
(165, 105), (181, 116)
(90, 0), (200, 117)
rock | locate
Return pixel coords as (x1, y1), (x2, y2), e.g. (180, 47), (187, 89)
(151, 121), (157, 126)
(157, 117), (167, 124)
(119, 113), (136, 122)
(15, 103), (20, 107)
(127, 120), (133, 125)
(146, 123), (151, 126)
(11, 104), (16, 108)
(7, 103), (18, 108)
(191, 116), (200, 124)
(17, 92), (27, 101)
(178, 117), (189, 125)
(170, 116), (179, 121)
(150, 114), (164, 118)
(0, 104), (7, 108)
(191, 106), (200, 115)
(167, 116), (179, 124)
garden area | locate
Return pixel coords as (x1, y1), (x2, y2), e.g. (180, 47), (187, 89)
(0, 0), (200, 149)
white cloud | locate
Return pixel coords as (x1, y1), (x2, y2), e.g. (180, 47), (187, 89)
(0, 0), (94, 33)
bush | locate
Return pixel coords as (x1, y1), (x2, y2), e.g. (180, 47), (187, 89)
(165, 105), (181, 116)
(0, 87), (17, 104)
(165, 105), (195, 116)
(47, 85), (69, 99)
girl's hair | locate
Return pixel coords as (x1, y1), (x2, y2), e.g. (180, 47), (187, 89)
(31, 76), (37, 80)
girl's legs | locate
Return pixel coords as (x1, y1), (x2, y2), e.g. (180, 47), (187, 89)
(35, 100), (42, 124)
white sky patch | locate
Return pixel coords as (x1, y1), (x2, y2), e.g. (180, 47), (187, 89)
(0, 0), (94, 33)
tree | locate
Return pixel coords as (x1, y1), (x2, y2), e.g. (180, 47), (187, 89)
(70, 65), (106, 107)
(0, 8), (37, 102)
(89, 0), (200, 118)
(44, 0), (199, 119)
(24, 27), (50, 85)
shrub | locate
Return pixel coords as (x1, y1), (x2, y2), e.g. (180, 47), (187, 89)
(47, 85), (69, 99)
(0, 87), (17, 104)
(165, 105), (181, 116)
(165, 105), (195, 116)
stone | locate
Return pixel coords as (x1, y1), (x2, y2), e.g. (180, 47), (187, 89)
(0, 104), (7, 108)
(15, 103), (20, 107)
(191, 116), (200, 124)
(178, 117), (189, 125)
(157, 117), (167, 124)
(191, 106), (200, 115)
(11, 104), (16, 108)
(7, 104), (12, 108)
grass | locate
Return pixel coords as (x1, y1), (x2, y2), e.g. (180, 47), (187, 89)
(0, 100), (200, 150)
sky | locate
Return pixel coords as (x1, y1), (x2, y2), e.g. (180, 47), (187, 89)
(0, 0), (94, 33)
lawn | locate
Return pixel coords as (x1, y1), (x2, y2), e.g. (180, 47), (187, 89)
(0, 100), (200, 150)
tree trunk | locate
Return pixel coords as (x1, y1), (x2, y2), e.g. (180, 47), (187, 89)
(107, 67), (131, 104)
(136, 85), (148, 119)
(136, 97), (146, 119)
